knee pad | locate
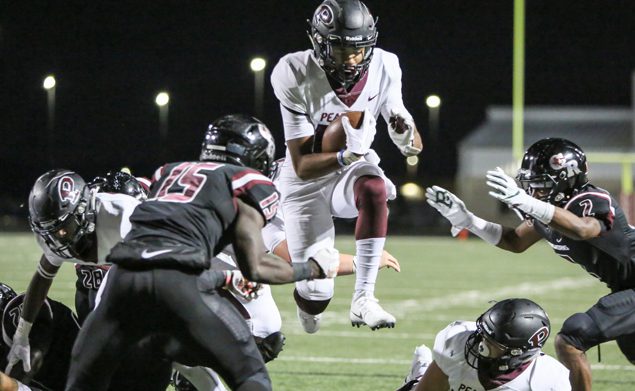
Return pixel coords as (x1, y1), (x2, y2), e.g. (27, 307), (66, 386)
(255, 332), (286, 363)
(294, 288), (331, 315)
(559, 312), (602, 352)
(294, 279), (334, 302)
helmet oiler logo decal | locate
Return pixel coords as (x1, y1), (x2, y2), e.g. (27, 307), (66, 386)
(58, 176), (79, 203)
(316, 4), (334, 26)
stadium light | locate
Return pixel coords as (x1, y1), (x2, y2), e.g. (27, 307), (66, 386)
(425, 95), (441, 108)
(400, 182), (424, 201)
(250, 57), (267, 118)
(155, 92), (170, 107)
(155, 92), (170, 158)
(43, 75), (57, 166)
(250, 57), (266, 72)
(406, 156), (419, 166)
(425, 94), (441, 145)
(43, 75), (56, 90)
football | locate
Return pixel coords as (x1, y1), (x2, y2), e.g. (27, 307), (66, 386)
(320, 111), (365, 153)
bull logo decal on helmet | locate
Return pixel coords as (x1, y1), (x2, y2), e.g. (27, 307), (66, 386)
(528, 326), (550, 348)
(58, 176), (78, 203)
(316, 5), (334, 26)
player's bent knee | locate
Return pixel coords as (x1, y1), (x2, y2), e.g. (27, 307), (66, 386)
(354, 176), (386, 203)
(558, 312), (601, 353)
(255, 331), (286, 363)
(294, 288), (331, 314)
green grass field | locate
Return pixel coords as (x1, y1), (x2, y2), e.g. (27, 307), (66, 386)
(1, 233), (634, 390)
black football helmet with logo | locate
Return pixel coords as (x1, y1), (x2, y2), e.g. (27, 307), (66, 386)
(308, 0), (378, 87)
(28, 169), (96, 259)
(200, 114), (276, 176)
(90, 169), (147, 200)
(517, 138), (589, 206)
(465, 298), (551, 373)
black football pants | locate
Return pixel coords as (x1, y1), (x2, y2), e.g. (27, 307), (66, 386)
(65, 265), (271, 391)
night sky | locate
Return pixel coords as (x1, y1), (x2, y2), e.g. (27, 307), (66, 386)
(1, 0), (634, 204)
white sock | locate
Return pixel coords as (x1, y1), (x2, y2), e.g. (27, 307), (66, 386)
(354, 237), (385, 295)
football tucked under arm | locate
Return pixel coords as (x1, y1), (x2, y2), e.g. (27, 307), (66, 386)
(321, 111), (365, 153)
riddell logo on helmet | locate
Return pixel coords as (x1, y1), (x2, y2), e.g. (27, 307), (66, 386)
(344, 35), (363, 42)
(58, 176), (78, 203)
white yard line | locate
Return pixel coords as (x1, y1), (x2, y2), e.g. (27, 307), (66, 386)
(275, 356), (634, 371)
(280, 276), (596, 330)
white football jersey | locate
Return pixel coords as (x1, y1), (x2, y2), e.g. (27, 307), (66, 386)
(271, 48), (411, 179)
(38, 192), (140, 267)
(432, 321), (571, 391)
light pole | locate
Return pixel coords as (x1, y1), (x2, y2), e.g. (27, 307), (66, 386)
(155, 92), (170, 159)
(250, 57), (266, 118)
(43, 75), (56, 166)
(425, 94), (441, 145)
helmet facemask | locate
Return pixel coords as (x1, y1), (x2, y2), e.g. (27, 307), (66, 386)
(29, 187), (96, 259)
(308, 0), (378, 88)
(465, 317), (541, 374)
(517, 138), (589, 206)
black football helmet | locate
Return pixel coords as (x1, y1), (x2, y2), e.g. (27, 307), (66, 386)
(200, 114), (276, 176)
(308, 0), (378, 87)
(0, 282), (16, 315)
(517, 138), (589, 206)
(465, 298), (551, 373)
(90, 169), (147, 200)
(28, 169), (96, 259)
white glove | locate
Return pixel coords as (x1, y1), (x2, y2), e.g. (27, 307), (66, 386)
(5, 318), (32, 374)
(223, 270), (262, 301)
(388, 110), (420, 157)
(363, 149), (381, 165)
(486, 167), (555, 225)
(425, 185), (474, 236)
(342, 108), (376, 156)
(309, 247), (340, 278)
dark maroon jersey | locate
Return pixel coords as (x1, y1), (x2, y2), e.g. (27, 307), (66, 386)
(124, 161), (279, 268)
(533, 184), (635, 291)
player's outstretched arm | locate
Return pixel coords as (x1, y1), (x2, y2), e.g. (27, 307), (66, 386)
(548, 208), (602, 240)
(233, 199), (325, 284)
(5, 255), (58, 375)
(426, 185), (540, 253)
(272, 240), (399, 275)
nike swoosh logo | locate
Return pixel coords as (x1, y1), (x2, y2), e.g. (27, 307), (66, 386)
(141, 249), (173, 259)
(368, 94), (379, 101)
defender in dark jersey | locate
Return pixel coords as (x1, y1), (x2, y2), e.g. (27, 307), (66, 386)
(426, 138), (635, 391)
(65, 115), (340, 391)
(1, 283), (78, 391)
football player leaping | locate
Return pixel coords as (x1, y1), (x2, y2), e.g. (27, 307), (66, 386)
(427, 138), (635, 391)
(397, 299), (570, 391)
(271, 0), (422, 332)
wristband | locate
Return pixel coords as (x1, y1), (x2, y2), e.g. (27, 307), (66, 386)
(336, 150), (347, 167)
(292, 262), (313, 281)
(351, 256), (357, 273)
(467, 216), (503, 245)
